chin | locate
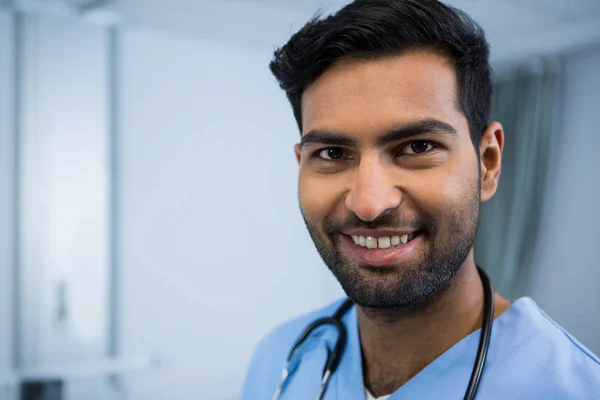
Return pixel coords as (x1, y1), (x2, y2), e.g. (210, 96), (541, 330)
(333, 260), (458, 310)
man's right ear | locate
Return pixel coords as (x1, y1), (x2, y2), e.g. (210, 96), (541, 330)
(294, 143), (302, 165)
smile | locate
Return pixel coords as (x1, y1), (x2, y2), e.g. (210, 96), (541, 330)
(349, 232), (418, 249)
(339, 230), (423, 266)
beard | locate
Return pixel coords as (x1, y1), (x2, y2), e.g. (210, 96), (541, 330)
(300, 183), (480, 310)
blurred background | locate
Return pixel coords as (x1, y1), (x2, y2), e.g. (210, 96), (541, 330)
(0, 0), (599, 399)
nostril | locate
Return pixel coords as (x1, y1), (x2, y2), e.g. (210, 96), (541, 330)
(345, 186), (402, 222)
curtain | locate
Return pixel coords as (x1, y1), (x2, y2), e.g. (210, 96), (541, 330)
(475, 62), (562, 300)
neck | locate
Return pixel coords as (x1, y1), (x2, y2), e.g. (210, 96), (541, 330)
(358, 254), (509, 397)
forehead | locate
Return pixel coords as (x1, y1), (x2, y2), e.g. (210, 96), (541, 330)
(301, 51), (467, 138)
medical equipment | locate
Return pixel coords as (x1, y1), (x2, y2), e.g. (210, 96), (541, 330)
(272, 267), (495, 400)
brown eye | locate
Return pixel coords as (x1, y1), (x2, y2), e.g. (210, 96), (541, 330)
(402, 141), (436, 155)
(318, 147), (345, 160)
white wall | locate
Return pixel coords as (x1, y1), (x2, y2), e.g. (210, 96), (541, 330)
(19, 13), (111, 368)
(17, 13), (114, 400)
(0, 10), (15, 377)
(118, 28), (343, 400)
(112, 0), (600, 66)
(527, 48), (600, 356)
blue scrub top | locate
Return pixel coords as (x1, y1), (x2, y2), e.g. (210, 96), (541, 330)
(241, 297), (600, 399)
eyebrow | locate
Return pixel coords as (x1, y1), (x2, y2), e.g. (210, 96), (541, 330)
(300, 118), (458, 148)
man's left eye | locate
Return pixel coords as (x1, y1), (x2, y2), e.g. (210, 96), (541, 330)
(317, 147), (346, 160)
(401, 141), (436, 155)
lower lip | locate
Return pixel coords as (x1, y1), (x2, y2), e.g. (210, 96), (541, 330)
(339, 234), (423, 267)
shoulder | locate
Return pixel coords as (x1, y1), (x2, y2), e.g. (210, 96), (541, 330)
(250, 298), (345, 366)
(513, 297), (600, 370)
(240, 298), (346, 400)
(488, 297), (600, 399)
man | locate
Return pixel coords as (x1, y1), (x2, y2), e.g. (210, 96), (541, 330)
(241, 0), (600, 399)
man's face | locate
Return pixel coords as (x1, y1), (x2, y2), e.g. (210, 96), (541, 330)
(296, 52), (482, 309)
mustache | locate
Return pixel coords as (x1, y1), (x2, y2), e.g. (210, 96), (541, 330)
(324, 209), (435, 235)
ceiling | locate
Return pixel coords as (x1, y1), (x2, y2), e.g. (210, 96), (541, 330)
(101, 0), (600, 65)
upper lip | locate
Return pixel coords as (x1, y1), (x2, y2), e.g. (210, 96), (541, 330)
(342, 229), (418, 237)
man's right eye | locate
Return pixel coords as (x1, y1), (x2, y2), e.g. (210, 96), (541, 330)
(316, 147), (346, 160)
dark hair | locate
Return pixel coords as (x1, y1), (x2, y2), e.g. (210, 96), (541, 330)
(269, 0), (491, 147)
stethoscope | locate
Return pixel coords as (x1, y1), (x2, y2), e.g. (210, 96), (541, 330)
(272, 267), (495, 400)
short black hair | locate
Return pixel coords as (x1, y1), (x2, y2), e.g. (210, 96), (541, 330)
(269, 0), (491, 147)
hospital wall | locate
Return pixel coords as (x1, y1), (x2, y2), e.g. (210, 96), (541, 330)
(525, 48), (600, 356)
(116, 28), (344, 400)
(0, 10), (15, 378)
(0, 11), (115, 399)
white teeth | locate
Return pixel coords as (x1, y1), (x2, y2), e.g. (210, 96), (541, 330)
(378, 237), (391, 249)
(366, 237), (378, 249)
(351, 233), (417, 249)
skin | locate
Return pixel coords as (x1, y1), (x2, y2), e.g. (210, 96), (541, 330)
(295, 51), (512, 396)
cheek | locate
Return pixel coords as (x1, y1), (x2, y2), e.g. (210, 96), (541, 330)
(405, 156), (479, 220)
(298, 170), (345, 223)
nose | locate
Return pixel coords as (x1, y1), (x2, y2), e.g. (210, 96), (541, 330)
(344, 159), (402, 222)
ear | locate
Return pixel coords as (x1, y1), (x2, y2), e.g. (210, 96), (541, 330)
(480, 122), (504, 202)
(294, 143), (302, 165)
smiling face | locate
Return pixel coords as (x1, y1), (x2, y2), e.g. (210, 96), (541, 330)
(296, 51), (488, 309)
